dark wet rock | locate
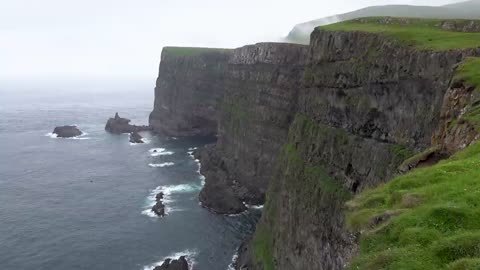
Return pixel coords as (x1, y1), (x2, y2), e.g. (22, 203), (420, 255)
(53, 126), (82, 138)
(153, 256), (189, 270)
(234, 239), (256, 270)
(152, 192), (166, 217)
(105, 112), (151, 134)
(129, 131), (144, 144)
(155, 192), (164, 201)
(152, 202), (165, 217)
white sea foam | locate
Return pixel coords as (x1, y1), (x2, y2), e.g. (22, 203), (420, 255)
(188, 147), (197, 151)
(148, 162), (175, 168)
(227, 252), (239, 270)
(142, 249), (198, 270)
(149, 148), (174, 156)
(149, 148), (165, 153)
(141, 183), (201, 217)
(45, 132), (90, 140)
(246, 204), (264, 210)
(129, 137), (150, 146)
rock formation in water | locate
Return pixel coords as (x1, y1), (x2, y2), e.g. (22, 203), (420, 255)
(153, 256), (189, 270)
(150, 17), (480, 270)
(129, 131), (144, 144)
(105, 112), (151, 134)
(151, 192), (166, 217)
(52, 126), (83, 138)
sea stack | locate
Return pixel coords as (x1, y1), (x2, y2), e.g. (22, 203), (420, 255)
(105, 112), (151, 134)
(153, 256), (189, 270)
(52, 126), (83, 138)
(151, 192), (166, 217)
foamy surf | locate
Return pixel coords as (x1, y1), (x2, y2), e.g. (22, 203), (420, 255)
(142, 249), (197, 270)
(44, 132), (90, 140)
(227, 252), (239, 270)
(149, 148), (174, 156)
(130, 137), (151, 145)
(141, 183), (202, 217)
(148, 162), (175, 168)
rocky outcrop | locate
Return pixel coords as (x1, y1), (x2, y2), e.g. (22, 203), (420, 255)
(150, 22), (480, 270)
(105, 112), (150, 134)
(129, 131), (144, 144)
(53, 126), (82, 138)
(153, 256), (189, 270)
(151, 192), (166, 217)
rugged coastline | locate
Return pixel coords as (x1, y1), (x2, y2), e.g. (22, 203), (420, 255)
(149, 17), (480, 269)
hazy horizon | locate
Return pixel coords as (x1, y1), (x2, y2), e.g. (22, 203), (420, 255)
(0, 0), (466, 82)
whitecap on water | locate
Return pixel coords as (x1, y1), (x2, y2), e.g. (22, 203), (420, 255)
(227, 252), (239, 270)
(148, 162), (175, 168)
(130, 139), (151, 146)
(149, 148), (174, 156)
(142, 249), (197, 270)
(44, 132), (91, 140)
(141, 183), (202, 217)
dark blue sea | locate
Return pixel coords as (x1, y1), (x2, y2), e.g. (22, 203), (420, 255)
(0, 80), (259, 270)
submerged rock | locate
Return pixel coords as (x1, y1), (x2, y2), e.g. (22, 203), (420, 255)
(52, 126), (82, 138)
(153, 256), (189, 270)
(105, 112), (151, 134)
(129, 131), (144, 144)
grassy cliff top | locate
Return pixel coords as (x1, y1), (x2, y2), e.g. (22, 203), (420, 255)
(455, 57), (480, 89)
(320, 17), (480, 50)
(162, 46), (232, 57)
(346, 141), (480, 269)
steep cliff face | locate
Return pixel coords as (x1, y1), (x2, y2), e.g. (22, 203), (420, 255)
(149, 47), (232, 136)
(197, 43), (309, 214)
(149, 19), (480, 270)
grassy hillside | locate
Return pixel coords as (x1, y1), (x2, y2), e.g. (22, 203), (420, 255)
(286, 0), (480, 44)
(347, 140), (480, 269)
(320, 17), (480, 50)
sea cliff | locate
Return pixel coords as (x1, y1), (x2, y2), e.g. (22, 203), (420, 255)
(149, 17), (480, 269)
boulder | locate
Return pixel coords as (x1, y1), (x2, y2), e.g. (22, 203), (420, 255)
(105, 112), (151, 134)
(52, 126), (82, 138)
(129, 132), (144, 144)
(153, 256), (189, 270)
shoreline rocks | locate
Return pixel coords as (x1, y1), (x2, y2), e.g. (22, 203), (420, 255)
(129, 131), (144, 144)
(153, 256), (189, 270)
(52, 126), (83, 138)
(105, 112), (151, 134)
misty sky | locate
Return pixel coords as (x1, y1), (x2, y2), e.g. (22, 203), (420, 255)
(0, 0), (465, 81)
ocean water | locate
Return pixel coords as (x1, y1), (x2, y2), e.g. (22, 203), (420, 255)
(0, 81), (260, 270)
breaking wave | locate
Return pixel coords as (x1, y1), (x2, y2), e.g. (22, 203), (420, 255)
(149, 148), (174, 156)
(148, 162), (175, 168)
(141, 183), (202, 217)
(45, 131), (90, 140)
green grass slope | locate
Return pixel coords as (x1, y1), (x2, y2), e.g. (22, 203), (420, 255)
(346, 140), (480, 270)
(456, 57), (480, 89)
(320, 17), (480, 50)
(286, 0), (480, 44)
